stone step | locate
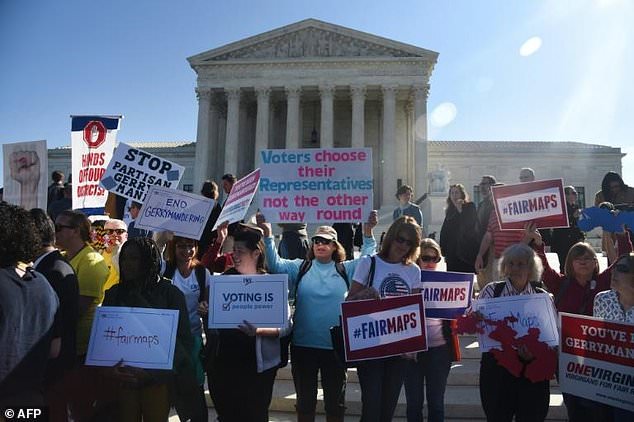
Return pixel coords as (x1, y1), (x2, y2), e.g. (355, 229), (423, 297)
(269, 379), (567, 420)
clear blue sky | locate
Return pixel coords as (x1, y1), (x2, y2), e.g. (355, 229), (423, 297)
(2, 0), (633, 186)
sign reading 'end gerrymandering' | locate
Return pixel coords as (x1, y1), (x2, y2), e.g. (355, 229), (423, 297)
(492, 179), (568, 230)
(341, 294), (427, 362)
(258, 148), (373, 223)
(559, 313), (634, 412)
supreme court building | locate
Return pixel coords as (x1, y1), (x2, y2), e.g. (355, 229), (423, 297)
(188, 18), (436, 210)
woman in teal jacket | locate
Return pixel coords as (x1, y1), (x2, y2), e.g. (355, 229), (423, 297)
(257, 211), (377, 422)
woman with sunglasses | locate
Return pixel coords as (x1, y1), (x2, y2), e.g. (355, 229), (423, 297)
(257, 211), (378, 422)
(525, 222), (632, 421)
(403, 238), (458, 422)
(347, 216), (423, 422)
(163, 236), (212, 422)
(593, 253), (634, 421)
(439, 184), (478, 273)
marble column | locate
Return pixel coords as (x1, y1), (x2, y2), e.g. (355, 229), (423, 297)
(319, 85), (335, 148)
(285, 86), (301, 149)
(224, 87), (241, 176)
(350, 85), (366, 148)
(413, 84), (430, 231)
(254, 87), (271, 168)
(194, 88), (211, 192)
(381, 85), (397, 206)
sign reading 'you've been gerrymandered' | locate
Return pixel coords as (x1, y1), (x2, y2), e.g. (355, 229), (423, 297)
(258, 148), (373, 223)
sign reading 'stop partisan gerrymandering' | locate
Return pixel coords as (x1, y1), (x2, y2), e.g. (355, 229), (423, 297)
(491, 179), (568, 230)
(100, 142), (184, 203)
(341, 294), (427, 362)
(258, 148), (373, 223)
(559, 313), (634, 412)
(420, 270), (474, 319)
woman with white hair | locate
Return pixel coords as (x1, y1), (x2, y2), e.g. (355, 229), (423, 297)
(478, 240), (553, 422)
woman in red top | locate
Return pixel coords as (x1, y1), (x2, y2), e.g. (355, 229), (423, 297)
(526, 223), (631, 422)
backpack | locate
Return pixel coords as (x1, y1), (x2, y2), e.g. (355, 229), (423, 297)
(163, 263), (207, 303)
(492, 280), (548, 298)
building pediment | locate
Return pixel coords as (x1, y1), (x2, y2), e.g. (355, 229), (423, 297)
(188, 19), (438, 64)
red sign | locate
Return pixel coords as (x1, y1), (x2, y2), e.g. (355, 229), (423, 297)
(341, 294), (427, 362)
(492, 179), (568, 230)
(83, 120), (107, 149)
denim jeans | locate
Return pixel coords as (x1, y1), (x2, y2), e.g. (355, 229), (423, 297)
(403, 344), (452, 422)
(357, 356), (409, 422)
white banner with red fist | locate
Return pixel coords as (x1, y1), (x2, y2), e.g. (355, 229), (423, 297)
(71, 115), (121, 209)
(2, 140), (48, 210)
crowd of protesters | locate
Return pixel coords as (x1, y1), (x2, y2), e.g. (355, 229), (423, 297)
(1, 167), (633, 422)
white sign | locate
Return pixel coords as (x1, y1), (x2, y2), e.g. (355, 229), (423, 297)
(213, 168), (260, 230)
(258, 148), (373, 223)
(208, 274), (288, 329)
(474, 293), (559, 352)
(85, 306), (179, 370)
(100, 142), (184, 203)
(71, 115), (121, 209)
(2, 140), (48, 210)
(135, 186), (214, 240)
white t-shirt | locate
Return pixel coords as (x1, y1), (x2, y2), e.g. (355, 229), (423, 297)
(170, 267), (213, 336)
(353, 255), (422, 297)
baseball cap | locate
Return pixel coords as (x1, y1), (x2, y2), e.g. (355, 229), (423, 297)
(312, 226), (338, 242)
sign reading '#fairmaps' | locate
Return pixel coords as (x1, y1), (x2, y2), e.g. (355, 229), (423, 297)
(85, 306), (179, 370)
(99, 143), (184, 203)
(420, 270), (474, 319)
(559, 313), (634, 412)
(71, 115), (121, 209)
(492, 179), (568, 230)
(135, 186), (214, 240)
(341, 294), (427, 362)
(258, 148), (373, 223)
(208, 274), (289, 329)
(474, 294), (559, 352)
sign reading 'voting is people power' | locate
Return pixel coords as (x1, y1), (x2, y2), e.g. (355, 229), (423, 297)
(85, 307), (179, 370)
(209, 274), (289, 329)
(258, 148), (373, 223)
(492, 179), (568, 230)
(100, 142), (184, 203)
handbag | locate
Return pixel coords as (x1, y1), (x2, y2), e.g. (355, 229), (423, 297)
(330, 256), (376, 368)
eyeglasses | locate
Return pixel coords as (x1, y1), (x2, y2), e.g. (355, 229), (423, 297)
(55, 224), (75, 232)
(176, 243), (196, 250)
(574, 256), (596, 263)
(420, 255), (441, 263)
(105, 229), (127, 235)
(394, 236), (413, 247)
(615, 263), (632, 274)
(312, 237), (333, 246)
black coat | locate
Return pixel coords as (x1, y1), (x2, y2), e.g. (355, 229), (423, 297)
(440, 202), (479, 273)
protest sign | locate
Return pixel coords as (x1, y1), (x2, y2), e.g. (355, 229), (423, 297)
(135, 186), (214, 240)
(208, 274), (289, 329)
(71, 115), (121, 209)
(212, 168), (260, 230)
(420, 270), (474, 319)
(474, 294), (559, 352)
(2, 140), (48, 210)
(99, 142), (184, 203)
(258, 148), (373, 223)
(85, 306), (179, 370)
(491, 179), (568, 230)
(341, 294), (427, 362)
(559, 313), (634, 412)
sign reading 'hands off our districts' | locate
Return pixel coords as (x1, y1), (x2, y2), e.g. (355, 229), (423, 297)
(258, 148), (373, 223)
(492, 179), (568, 230)
(85, 307), (179, 370)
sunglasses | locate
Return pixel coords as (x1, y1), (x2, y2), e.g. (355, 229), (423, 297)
(312, 237), (333, 246)
(420, 255), (441, 263)
(105, 229), (127, 235)
(176, 243), (196, 250)
(394, 236), (413, 247)
(55, 224), (75, 232)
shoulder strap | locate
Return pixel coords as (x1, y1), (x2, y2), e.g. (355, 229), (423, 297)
(194, 266), (207, 303)
(554, 278), (572, 306)
(293, 259), (312, 303)
(493, 281), (506, 298)
(368, 256), (376, 288)
(334, 262), (349, 288)
(530, 281), (548, 295)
